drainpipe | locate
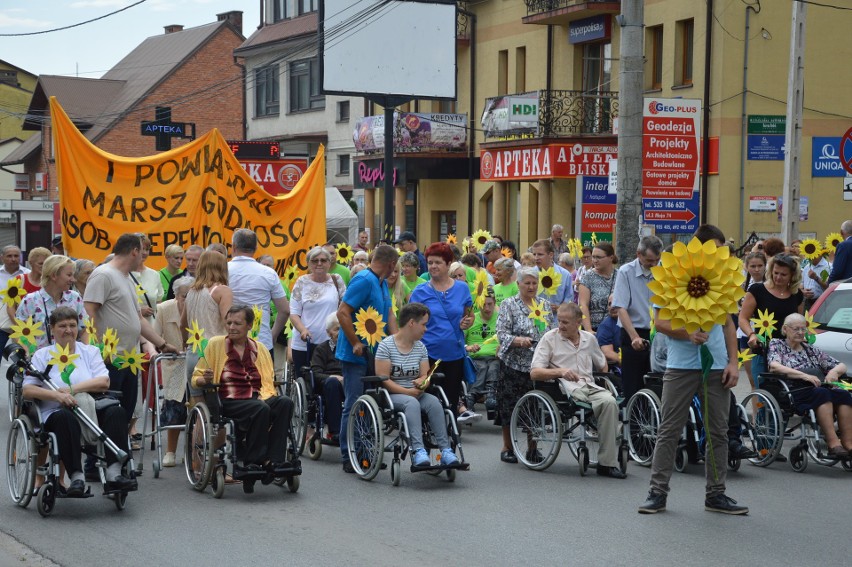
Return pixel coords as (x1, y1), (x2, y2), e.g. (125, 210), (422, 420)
(460, 7), (477, 233)
(701, 0), (713, 225)
(739, 3), (760, 242)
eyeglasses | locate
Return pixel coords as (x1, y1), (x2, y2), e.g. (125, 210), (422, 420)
(591, 255), (607, 260)
(786, 326), (807, 333)
(311, 258), (330, 264)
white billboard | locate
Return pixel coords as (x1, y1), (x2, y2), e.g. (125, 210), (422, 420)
(320, 0), (457, 99)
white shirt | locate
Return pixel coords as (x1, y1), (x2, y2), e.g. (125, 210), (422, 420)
(228, 256), (287, 350)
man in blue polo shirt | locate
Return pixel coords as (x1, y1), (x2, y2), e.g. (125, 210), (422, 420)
(337, 244), (399, 473)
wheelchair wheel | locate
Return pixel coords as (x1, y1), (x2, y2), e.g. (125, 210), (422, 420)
(152, 460), (161, 479)
(6, 416), (37, 508)
(212, 468), (225, 499)
(618, 444), (629, 475)
(805, 431), (839, 467)
(7, 380), (21, 422)
(184, 404), (214, 491)
(285, 377), (308, 457)
(741, 389), (783, 467)
(566, 413), (601, 469)
(674, 445), (687, 473)
(789, 444), (808, 473)
(36, 483), (56, 517)
(626, 389), (661, 466)
(286, 475), (300, 493)
(446, 467), (456, 482)
(347, 395), (384, 481)
(307, 432), (323, 461)
(510, 390), (562, 471)
(390, 460), (401, 487)
(114, 490), (128, 511)
(578, 446), (589, 476)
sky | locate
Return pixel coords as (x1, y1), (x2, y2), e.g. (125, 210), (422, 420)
(0, 0), (261, 78)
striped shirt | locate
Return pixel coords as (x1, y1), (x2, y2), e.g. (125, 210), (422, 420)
(375, 336), (429, 389)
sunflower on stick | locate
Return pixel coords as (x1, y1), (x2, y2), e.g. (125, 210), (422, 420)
(186, 320), (209, 360)
(48, 342), (80, 394)
(528, 299), (549, 333)
(10, 317), (44, 354)
(0, 277), (24, 308)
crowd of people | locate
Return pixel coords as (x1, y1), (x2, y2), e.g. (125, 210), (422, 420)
(6, 218), (852, 513)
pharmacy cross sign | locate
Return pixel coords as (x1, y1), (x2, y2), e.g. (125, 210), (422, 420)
(140, 106), (195, 151)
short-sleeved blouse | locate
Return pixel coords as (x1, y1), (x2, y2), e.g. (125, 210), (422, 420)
(579, 270), (616, 329)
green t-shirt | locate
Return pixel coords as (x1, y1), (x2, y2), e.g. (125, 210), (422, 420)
(403, 275), (427, 295)
(464, 312), (498, 358)
(493, 281), (519, 307)
(330, 263), (351, 285)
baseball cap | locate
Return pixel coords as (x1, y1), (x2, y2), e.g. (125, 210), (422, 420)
(393, 231), (416, 244)
(51, 235), (63, 247)
(481, 240), (501, 254)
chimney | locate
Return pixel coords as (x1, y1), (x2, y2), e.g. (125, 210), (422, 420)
(164, 24), (184, 34)
(217, 11), (243, 35)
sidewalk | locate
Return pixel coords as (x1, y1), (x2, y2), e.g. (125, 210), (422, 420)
(0, 530), (60, 567)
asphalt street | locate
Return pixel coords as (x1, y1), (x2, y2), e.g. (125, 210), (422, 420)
(1, 369), (849, 567)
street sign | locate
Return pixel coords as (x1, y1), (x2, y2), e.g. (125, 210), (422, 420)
(747, 135), (785, 160)
(839, 126), (852, 175)
(845, 176), (852, 201)
(747, 115), (785, 135)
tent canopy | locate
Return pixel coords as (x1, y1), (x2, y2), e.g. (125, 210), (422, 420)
(325, 186), (358, 245)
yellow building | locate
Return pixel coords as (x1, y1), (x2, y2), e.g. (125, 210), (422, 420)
(355, 1), (852, 251)
(0, 60), (38, 142)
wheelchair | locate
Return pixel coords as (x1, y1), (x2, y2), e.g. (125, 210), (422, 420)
(183, 383), (302, 498)
(277, 361), (308, 458)
(626, 372), (748, 472)
(346, 374), (469, 486)
(740, 373), (852, 473)
(509, 374), (629, 476)
(4, 345), (136, 517)
(297, 364), (344, 461)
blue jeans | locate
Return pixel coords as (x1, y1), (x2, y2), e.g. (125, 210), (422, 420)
(339, 361), (367, 460)
(751, 353), (768, 387)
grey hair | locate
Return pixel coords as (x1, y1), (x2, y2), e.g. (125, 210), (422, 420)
(557, 252), (573, 266)
(186, 244), (204, 254)
(73, 258), (95, 278)
(842, 220), (852, 235)
(552, 224), (563, 232)
(325, 312), (341, 332)
(172, 276), (195, 295)
(449, 261), (465, 276)
(637, 236), (664, 256)
(517, 266), (539, 282)
(782, 312), (806, 333)
(494, 257), (516, 273)
(400, 251), (420, 268)
(232, 228), (257, 253)
(306, 246), (332, 264)
(1, 245), (20, 255)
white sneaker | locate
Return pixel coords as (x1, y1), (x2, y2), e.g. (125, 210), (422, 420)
(457, 411), (475, 424)
(162, 452), (176, 467)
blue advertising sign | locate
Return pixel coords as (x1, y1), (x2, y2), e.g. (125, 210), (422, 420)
(642, 192), (700, 234)
(581, 176), (615, 204)
(569, 16), (611, 44)
(812, 137), (845, 177)
(747, 135), (785, 160)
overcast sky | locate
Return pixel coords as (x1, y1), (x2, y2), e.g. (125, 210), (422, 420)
(0, 0), (261, 78)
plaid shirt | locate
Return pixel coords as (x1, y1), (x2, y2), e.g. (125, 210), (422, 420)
(219, 338), (262, 400)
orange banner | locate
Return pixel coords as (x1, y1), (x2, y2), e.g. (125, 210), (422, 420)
(50, 96), (326, 274)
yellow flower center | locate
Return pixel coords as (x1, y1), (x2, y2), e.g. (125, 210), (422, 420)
(686, 275), (710, 298)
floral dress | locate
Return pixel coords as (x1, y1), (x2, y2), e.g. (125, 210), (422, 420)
(767, 338), (852, 413)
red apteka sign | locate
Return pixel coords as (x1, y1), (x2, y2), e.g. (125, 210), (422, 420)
(238, 159), (309, 196)
(480, 142), (616, 181)
(642, 99), (701, 200)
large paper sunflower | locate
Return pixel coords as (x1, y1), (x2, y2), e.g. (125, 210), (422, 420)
(538, 267), (562, 296)
(799, 238), (823, 262)
(750, 308), (777, 341)
(737, 349), (756, 369)
(10, 316), (45, 352)
(470, 229), (492, 251)
(445, 233), (457, 245)
(0, 277), (24, 307)
(501, 247), (513, 259)
(353, 306), (387, 347)
(114, 347), (147, 375)
(282, 265), (300, 292)
(528, 298), (549, 327)
(472, 270), (490, 309)
(250, 305), (263, 339)
(824, 232), (843, 254)
(648, 237), (746, 333)
(48, 342), (80, 374)
(336, 243), (353, 265)
(186, 320), (208, 356)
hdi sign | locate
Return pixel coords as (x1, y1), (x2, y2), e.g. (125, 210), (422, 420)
(508, 97), (538, 125)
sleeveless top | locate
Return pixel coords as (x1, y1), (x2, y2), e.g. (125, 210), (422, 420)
(185, 284), (226, 338)
(748, 282), (803, 340)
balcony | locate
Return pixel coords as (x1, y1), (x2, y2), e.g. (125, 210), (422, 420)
(457, 5), (472, 44)
(481, 90), (618, 141)
(523, 0), (620, 25)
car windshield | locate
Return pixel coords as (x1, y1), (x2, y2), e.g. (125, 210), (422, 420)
(814, 288), (852, 331)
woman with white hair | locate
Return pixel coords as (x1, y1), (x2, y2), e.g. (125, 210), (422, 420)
(768, 312), (852, 458)
(308, 312), (346, 444)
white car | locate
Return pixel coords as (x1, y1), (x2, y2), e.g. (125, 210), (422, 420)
(812, 282), (852, 370)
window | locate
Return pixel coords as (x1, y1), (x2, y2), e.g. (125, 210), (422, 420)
(646, 25), (663, 90)
(298, 0), (317, 15)
(272, 0), (288, 22)
(289, 58), (325, 112)
(676, 19), (694, 86)
(0, 70), (17, 87)
(436, 99), (457, 114)
(581, 42), (613, 133)
(515, 47), (526, 93)
(498, 50), (508, 95)
(255, 64), (280, 116)
(337, 100), (350, 122)
(338, 154), (350, 176)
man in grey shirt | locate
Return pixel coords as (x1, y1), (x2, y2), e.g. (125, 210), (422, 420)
(612, 235), (663, 400)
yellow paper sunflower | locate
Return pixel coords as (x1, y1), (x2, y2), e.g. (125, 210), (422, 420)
(824, 232), (843, 254)
(101, 328), (119, 361)
(472, 270), (490, 309)
(353, 306), (387, 347)
(0, 277), (24, 307)
(336, 243), (353, 265)
(591, 232), (599, 246)
(135, 283), (146, 303)
(445, 233), (457, 245)
(48, 342), (80, 374)
(528, 298), (549, 326)
(799, 238), (823, 262)
(737, 349), (756, 369)
(84, 319), (97, 344)
(648, 237), (746, 334)
(185, 320), (207, 354)
(501, 247), (513, 259)
(282, 265), (300, 292)
(397, 248), (406, 257)
(250, 304), (263, 338)
(470, 229), (492, 251)
(538, 267), (562, 296)
(750, 308), (777, 339)
(115, 347), (147, 375)
(804, 310), (819, 335)
(10, 316), (45, 348)
(461, 237), (471, 252)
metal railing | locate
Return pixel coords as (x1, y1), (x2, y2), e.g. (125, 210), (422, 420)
(482, 90), (618, 139)
(525, 0), (618, 17)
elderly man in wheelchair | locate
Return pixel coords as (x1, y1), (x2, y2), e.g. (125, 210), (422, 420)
(191, 305), (297, 494)
(9, 306), (135, 515)
(529, 303), (626, 479)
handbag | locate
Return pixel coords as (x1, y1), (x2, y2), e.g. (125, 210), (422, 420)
(429, 283), (476, 385)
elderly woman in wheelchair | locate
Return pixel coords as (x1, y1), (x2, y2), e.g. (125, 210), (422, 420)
(9, 306), (134, 515)
(766, 313), (852, 461)
(190, 305), (298, 495)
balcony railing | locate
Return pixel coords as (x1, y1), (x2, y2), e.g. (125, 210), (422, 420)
(525, 0), (618, 17)
(457, 5), (472, 41)
(481, 90), (618, 140)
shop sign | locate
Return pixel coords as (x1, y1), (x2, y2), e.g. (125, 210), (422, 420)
(238, 159), (308, 196)
(569, 16), (611, 44)
(354, 112), (466, 153)
(353, 158), (407, 189)
(479, 143), (616, 180)
(747, 115), (785, 135)
(812, 137), (844, 177)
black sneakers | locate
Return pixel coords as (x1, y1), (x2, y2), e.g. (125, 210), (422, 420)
(638, 490), (667, 514)
(705, 493), (749, 515)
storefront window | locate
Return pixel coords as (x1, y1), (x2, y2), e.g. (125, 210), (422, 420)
(508, 181), (521, 245)
(581, 42), (613, 133)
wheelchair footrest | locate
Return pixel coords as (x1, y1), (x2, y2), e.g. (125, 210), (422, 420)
(272, 460), (302, 476)
(410, 461), (470, 473)
(56, 486), (95, 499)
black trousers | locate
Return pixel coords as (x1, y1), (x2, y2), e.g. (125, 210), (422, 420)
(620, 328), (651, 401)
(221, 396), (293, 465)
(106, 364), (137, 424)
(429, 357), (463, 417)
(45, 404), (130, 473)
